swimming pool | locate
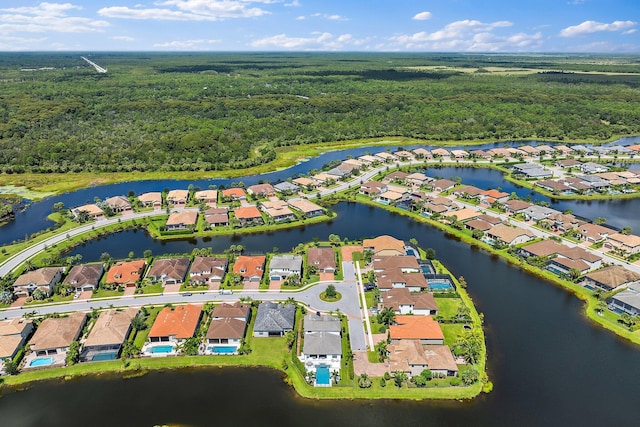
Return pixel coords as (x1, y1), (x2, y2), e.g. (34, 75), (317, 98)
(209, 346), (237, 354)
(92, 352), (118, 361)
(315, 365), (331, 386)
(150, 345), (174, 354)
(29, 357), (55, 367)
(429, 282), (453, 291)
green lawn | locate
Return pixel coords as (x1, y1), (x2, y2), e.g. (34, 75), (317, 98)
(91, 288), (124, 299)
(141, 283), (164, 294)
(435, 297), (462, 319)
(441, 324), (465, 347)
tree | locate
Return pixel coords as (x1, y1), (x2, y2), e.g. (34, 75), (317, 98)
(358, 373), (372, 388)
(143, 249), (153, 258)
(374, 340), (388, 362)
(180, 337), (200, 356)
(568, 268), (582, 282)
(621, 227), (632, 235)
(595, 217), (607, 225)
(456, 303), (471, 322)
(128, 251), (135, 259)
(420, 368), (432, 381)
(455, 331), (483, 365)
(0, 290), (15, 305)
(130, 312), (148, 331)
(100, 252), (112, 263)
(66, 340), (80, 366)
(284, 330), (296, 350)
(3, 359), (19, 375)
(424, 248), (436, 260)
(392, 371), (408, 388)
(328, 234), (341, 245)
(52, 202), (65, 213)
(461, 366), (480, 385)
(472, 229), (484, 240)
(325, 284), (337, 298)
(411, 374), (427, 387)
(595, 300), (607, 315)
(32, 289), (46, 301)
(121, 341), (140, 359)
(376, 307), (396, 327)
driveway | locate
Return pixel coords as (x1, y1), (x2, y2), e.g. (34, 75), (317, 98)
(342, 261), (356, 282)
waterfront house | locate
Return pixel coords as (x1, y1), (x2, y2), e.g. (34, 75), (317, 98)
(394, 150), (415, 161)
(431, 179), (456, 192)
(166, 189), (189, 207)
(233, 205), (263, 226)
(381, 288), (438, 315)
(580, 162), (609, 174)
(105, 196), (132, 214)
(307, 247), (336, 273)
(357, 154), (380, 164)
(603, 233), (640, 256)
(378, 190), (404, 204)
(300, 314), (342, 386)
(72, 204), (104, 221)
(81, 308), (138, 361)
(360, 181), (387, 197)
(431, 148), (450, 158)
(146, 257), (190, 285)
(389, 340), (458, 378)
(204, 318), (247, 354)
(576, 223), (611, 243)
(63, 263), (104, 292)
(274, 181), (300, 194)
(465, 219), (494, 233)
(292, 177), (320, 189)
(233, 255), (266, 283)
(247, 183), (276, 198)
(204, 207), (229, 227)
(188, 257), (228, 285)
(556, 159), (582, 168)
(389, 315), (444, 345)
(372, 255), (420, 273)
(502, 199), (533, 214)
(580, 265), (640, 291)
(608, 282), (640, 316)
(453, 185), (484, 198)
(138, 192), (162, 210)
(405, 172), (432, 187)
(145, 305), (202, 356)
(212, 302), (251, 321)
(28, 312), (86, 358)
(412, 148), (432, 159)
(0, 318), (34, 361)
(479, 189), (509, 203)
(375, 152), (397, 162)
(287, 198), (324, 217)
(105, 260), (146, 288)
(13, 267), (64, 297)
(375, 266), (429, 292)
(221, 188), (246, 201)
(166, 210), (198, 231)
(269, 255), (303, 281)
(486, 224), (535, 246)
(194, 190), (218, 206)
(363, 235), (406, 257)
(522, 205), (560, 222)
(260, 200), (296, 222)
(383, 171), (409, 184)
(253, 302), (296, 337)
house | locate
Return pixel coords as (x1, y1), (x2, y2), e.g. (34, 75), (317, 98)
(72, 204), (104, 220)
(502, 199), (533, 214)
(577, 223), (611, 243)
(300, 314), (342, 386)
(105, 196), (132, 214)
(204, 207), (229, 227)
(522, 205), (560, 222)
(431, 179), (456, 192)
(389, 340), (457, 377)
(454, 185), (485, 198)
(145, 304), (202, 355)
(293, 177), (320, 189)
(389, 315), (444, 345)
(412, 148), (432, 159)
(486, 224), (535, 246)
(233, 255), (266, 282)
(28, 312), (86, 357)
(105, 260), (146, 288)
(313, 173), (337, 184)
(376, 267), (429, 292)
(381, 288), (438, 315)
(166, 189), (189, 207)
(446, 207), (480, 222)
(194, 190), (218, 205)
(431, 148), (450, 157)
(212, 302), (251, 321)
(547, 257), (590, 276)
(556, 159), (582, 168)
(166, 210), (198, 231)
(555, 145), (575, 155)
(146, 257), (190, 285)
(287, 198), (325, 217)
(394, 150), (415, 161)
(363, 235), (406, 257)
(450, 149), (469, 159)
(357, 154), (380, 164)
(383, 171), (409, 184)
(519, 240), (566, 258)
(373, 256), (420, 273)
(13, 267), (64, 297)
(580, 265), (640, 291)
(138, 192), (162, 209)
(360, 181), (387, 196)
(375, 152), (397, 162)
(204, 318), (247, 354)
(603, 233), (640, 256)
(469, 149), (491, 159)
(519, 146), (540, 155)
(405, 172), (432, 187)
(465, 219), (494, 233)
(543, 212), (585, 232)
(221, 188), (247, 201)
(0, 318), (34, 360)
(189, 257), (228, 284)
(63, 263), (104, 292)
(343, 158), (365, 168)
(234, 205), (263, 226)
(81, 308), (138, 361)
(260, 200), (296, 222)
(536, 180), (572, 193)
(608, 282), (640, 316)
(580, 162), (609, 174)
(307, 247), (336, 273)
(253, 302), (296, 337)
(378, 190), (404, 204)
(247, 183), (275, 198)
(269, 255), (303, 280)
(274, 181), (300, 194)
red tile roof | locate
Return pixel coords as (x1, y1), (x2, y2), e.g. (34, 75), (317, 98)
(390, 315), (444, 341)
(148, 305), (202, 339)
(233, 255), (266, 279)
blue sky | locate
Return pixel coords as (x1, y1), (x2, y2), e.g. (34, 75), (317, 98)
(1, 0), (638, 52)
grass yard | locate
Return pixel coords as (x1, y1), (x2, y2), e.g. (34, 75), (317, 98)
(435, 297), (463, 319)
(440, 324), (465, 347)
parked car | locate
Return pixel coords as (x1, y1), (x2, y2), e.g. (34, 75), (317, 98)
(364, 282), (376, 291)
(219, 289), (233, 295)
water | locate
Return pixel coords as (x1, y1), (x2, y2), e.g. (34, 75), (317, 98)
(91, 353), (117, 361)
(315, 365), (331, 385)
(3, 137), (640, 246)
(28, 357), (54, 367)
(149, 345), (174, 354)
(211, 346), (237, 354)
(2, 202), (639, 426)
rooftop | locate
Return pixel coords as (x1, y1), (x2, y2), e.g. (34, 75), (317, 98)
(148, 304), (202, 339)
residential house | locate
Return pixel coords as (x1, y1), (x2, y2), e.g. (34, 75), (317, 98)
(269, 255), (303, 281)
(105, 196), (132, 214)
(81, 308), (138, 361)
(486, 224), (535, 246)
(63, 263), (104, 292)
(360, 180), (387, 197)
(375, 152), (397, 162)
(465, 219), (494, 233)
(450, 149), (469, 159)
(253, 302), (296, 337)
(555, 145), (574, 155)
(394, 150), (415, 161)
(204, 207), (229, 228)
(145, 304), (202, 355)
(204, 318), (247, 354)
(287, 198), (324, 217)
(260, 200), (296, 222)
(446, 207), (480, 222)
(138, 192), (162, 210)
(431, 148), (450, 157)
(543, 212), (585, 232)
(469, 149), (491, 159)
(383, 171), (409, 184)
(233, 205), (263, 226)
(363, 235), (406, 257)
(292, 177), (320, 189)
(72, 204), (104, 221)
(412, 148), (432, 159)
(307, 247), (337, 273)
(233, 255), (266, 283)
(372, 255), (420, 273)
(376, 267), (429, 292)
(188, 257), (228, 285)
(577, 223), (611, 243)
(431, 179), (456, 192)
(389, 340), (457, 378)
(580, 265), (640, 291)
(166, 210), (198, 231)
(389, 315), (444, 345)
(453, 185), (485, 198)
(300, 314), (342, 386)
(194, 190), (218, 206)
(522, 205), (560, 222)
(502, 199), (533, 214)
(556, 159), (582, 168)
(221, 187), (247, 201)
(357, 154), (380, 165)
(547, 257), (590, 276)
(603, 233), (640, 256)
(247, 183), (275, 198)
(608, 282), (640, 316)
(28, 312), (86, 357)
(13, 267), (63, 297)
(0, 318), (34, 361)
(146, 257), (190, 285)
(105, 260), (146, 288)
(378, 190), (405, 205)
(580, 162), (609, 174)
(212, 302), (251, 321)
(381, 288), (438, 315)
(405, 172), (432, 187)
(536, 180), (572, 193)
(166, 189), (189, 207)
(274, 181), (300, 194)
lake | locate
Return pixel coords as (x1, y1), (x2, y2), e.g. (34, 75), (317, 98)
(2, 201), (639, 427)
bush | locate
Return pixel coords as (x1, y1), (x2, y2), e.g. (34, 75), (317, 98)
(383, 372), (391, 380)
(379, 377), (386, 388)
(449, 377), (461, 386)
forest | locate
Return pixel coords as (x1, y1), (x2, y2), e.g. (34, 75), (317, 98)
(0, 52), (639, 174)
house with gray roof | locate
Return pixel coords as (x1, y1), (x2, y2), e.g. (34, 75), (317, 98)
(274, 181), (300, 194)
(253, 302), (296, 337)
(608, 282), (640, 316)
(268, 255), (303, 281)
(146, 257), (190, 285)
(63, 263), (104, 292)
(522, 205), (560, 222)
(300, 314), (342, 386)
(580, 162), (609, 174)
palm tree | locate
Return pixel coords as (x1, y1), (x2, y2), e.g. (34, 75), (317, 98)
(392, 371), (408, 388)
(595, 300), (607, 315)
(375, 340), (388, 362)
(377, 307), (396, 327)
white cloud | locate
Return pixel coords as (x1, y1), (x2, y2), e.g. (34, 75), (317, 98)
(0, 35), (48, 51)
(99, 0), (271, 21)
(412, 11), (432, 21)
(0, 2), (109, 34)
(285, 0), (301, 6)
(560, 20), (636, 37)
(153, 39), (221, 49)
(251, 32), (364, 50)
(111, 36), (135, 42)
(310, 13), (348, 21)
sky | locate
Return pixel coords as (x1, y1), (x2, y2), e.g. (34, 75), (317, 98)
(0, 0), (638, 52)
